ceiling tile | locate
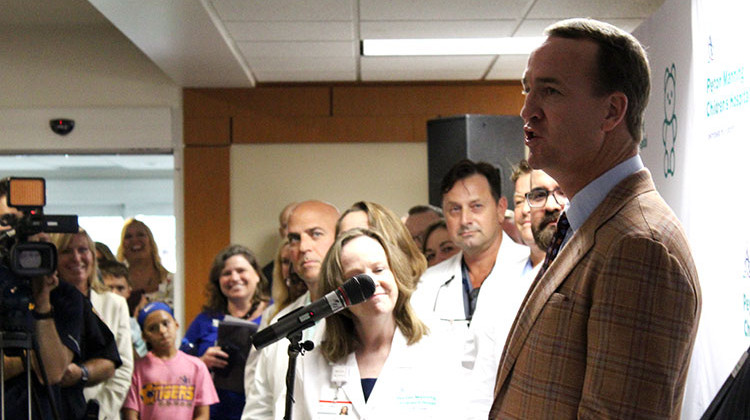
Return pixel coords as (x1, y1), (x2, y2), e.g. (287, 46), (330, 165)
(527, 0), (664, 19)
(515, 18), (648, 37)
(226, 21), (355, 41)
(485, 54), (529, 80)
(248, 57), (355, 72)
(360, 20), (517, 39)
(360, 0), (530, 20)
(211, 0), (355, 21)
(255, 70), (357, 83)
(238, 41), (356, 58)
(361, 55), (494, 81)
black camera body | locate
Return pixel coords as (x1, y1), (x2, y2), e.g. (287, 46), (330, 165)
(0, 177), (78, 336)
(0, 177), (78, 277)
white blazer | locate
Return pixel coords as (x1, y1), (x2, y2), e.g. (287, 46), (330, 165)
(292, 328), (462, 420)
(410, 232), (531, 419)
(86, 289), (134, 420)
(242, 291), (327, 420)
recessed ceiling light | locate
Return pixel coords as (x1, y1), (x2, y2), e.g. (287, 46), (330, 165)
(361, 37), (545, 56)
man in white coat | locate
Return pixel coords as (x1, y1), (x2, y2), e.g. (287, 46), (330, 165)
(411, 159), (530, 420)
(242, 200), (339, 420)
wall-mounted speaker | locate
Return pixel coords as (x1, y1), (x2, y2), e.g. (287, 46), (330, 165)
(427, 114), (525, 209)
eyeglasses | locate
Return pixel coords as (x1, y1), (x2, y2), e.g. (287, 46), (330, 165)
(525, 187), (567, 208)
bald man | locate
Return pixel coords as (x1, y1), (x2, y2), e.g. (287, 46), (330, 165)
(243, 200), (340, 420)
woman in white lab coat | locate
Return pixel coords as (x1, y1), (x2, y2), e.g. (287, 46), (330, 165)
(291, 228), (462, 420)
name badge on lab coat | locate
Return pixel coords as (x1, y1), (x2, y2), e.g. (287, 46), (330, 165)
(317, 400), (353, 417)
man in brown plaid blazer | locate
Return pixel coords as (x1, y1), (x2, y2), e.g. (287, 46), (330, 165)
(489, 18), (701, 419)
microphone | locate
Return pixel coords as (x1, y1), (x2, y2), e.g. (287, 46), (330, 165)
(253, 274), (376, 350)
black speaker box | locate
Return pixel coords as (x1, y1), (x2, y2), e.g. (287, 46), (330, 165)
(427, 114), (525, 209)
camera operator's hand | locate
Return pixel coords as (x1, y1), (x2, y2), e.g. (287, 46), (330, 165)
(61, 359), (115, 388)
(31, 271), (59, 312)
(61, 362), (84, 387)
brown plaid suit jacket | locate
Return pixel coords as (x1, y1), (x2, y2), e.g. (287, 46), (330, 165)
(489, 169), (701, 419)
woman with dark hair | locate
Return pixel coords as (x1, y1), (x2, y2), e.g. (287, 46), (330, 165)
(421, 219), (459, 267)
(290, 228), (461, 419)
(181, 244), (270, 420)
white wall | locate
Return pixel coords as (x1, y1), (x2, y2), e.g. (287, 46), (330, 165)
(635, 0), (750, 417)
(0, 25), (179, 108)
(0, 20), (185, 323)
(230, 142), (428, 265)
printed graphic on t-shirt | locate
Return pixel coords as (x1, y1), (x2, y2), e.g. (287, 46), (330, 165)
(140, 375), (195, 407)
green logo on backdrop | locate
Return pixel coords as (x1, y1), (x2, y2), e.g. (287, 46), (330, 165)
(663, 64), (677, 178)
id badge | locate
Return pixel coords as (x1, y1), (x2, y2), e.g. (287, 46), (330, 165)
(317, 400), (352, 417)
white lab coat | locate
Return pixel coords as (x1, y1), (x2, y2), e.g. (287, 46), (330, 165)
(410, 232), (530, 419)
(86, 289), (134, 420)
(292, 328), (462, 420)
(242, 291), (327, 420)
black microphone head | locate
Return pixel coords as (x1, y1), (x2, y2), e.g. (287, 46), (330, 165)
(340, 274), (376, 305)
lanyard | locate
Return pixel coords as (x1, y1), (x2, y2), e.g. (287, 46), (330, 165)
(331, 363), (348, 400)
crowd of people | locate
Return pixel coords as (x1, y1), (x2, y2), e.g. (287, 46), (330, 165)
(1, 17), (701, 420)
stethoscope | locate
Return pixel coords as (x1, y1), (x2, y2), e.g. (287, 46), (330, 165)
(432, 274), (455, 312)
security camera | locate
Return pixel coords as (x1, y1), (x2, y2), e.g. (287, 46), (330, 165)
(50, 119), (75, 136)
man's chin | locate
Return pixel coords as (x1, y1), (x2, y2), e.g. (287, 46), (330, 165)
(299, 267), (319, 283)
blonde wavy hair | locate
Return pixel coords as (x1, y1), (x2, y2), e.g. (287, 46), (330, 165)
(50, 228), (108, 294)
(319, 228), (428, 363)
(117, 218), (170, 281)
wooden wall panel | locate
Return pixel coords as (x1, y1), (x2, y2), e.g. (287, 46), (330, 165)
(225, 87), (331, 116)
(233, 115), (416, 143)
(183, 145), (230, 324)
(183, 89), (231, 118)
(331, 83), (523, 117)
(184, 117), (231, 146)
(461, 84), (525, 115)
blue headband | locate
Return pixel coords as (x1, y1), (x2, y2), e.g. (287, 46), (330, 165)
(137, 301), (174, 328)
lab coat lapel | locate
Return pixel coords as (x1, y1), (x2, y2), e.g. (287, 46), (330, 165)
(356, 330), (409, 416)
(338, 353), (367, 417)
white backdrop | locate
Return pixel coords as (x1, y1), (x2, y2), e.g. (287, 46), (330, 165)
(635, 0), (750, 418)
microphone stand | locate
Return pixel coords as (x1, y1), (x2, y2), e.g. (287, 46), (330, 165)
(283, 331), (314, 420)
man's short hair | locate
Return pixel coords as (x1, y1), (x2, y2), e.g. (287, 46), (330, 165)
(511, 159), (532, 183)
(0, 178), (9, 199)
(440, 159), (502, 202)
(407, 204), (443, 218)
(545, 18), (651, 144)
(99, 259), (130, 284)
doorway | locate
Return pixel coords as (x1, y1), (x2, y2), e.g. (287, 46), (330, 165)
(0, 153), (175, 271)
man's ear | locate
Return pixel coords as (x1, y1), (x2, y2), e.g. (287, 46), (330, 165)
(497, 196), (508, 222)
(602, 92), (628, 133)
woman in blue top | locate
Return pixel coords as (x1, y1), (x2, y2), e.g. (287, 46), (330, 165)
(181, 244), (270, 420)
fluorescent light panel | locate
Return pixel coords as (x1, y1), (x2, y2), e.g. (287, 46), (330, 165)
(361, 37), (545, 56)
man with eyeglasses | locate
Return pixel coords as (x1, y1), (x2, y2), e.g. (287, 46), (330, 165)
(411, 159), (529, 419)
(526, 169), (567, 253)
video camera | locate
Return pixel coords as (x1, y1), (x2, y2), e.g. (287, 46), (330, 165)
(0, 177), (78, 277)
